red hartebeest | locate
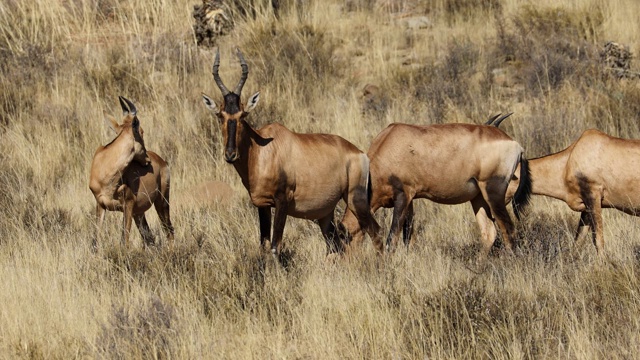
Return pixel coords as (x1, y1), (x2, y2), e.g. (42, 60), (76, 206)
(89, 96), (174, 248)
(201, 48), (382, 257)
(505, 128), (640, 254)
(342, 121), (532, 260)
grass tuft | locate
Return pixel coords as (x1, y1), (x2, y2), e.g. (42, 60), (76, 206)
(1, 0), (640, 358)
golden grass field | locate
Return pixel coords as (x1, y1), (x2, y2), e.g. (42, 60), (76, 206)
(1, 0), (640, 358)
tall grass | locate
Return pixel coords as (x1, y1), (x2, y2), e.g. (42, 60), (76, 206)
(1, 0), (640, 358)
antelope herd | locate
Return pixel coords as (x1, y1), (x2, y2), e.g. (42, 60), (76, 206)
(90, 48), (636, 263)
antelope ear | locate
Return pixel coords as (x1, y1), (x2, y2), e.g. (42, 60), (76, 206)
(245, 91), (260, 113)
(104, 111), (120, 133)
(202, 93), (220, 114)
(118, 96), (130, 116)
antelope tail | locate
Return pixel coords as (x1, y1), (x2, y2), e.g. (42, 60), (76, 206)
(367, 169), (373, 205)
(512, 156), (532, 220)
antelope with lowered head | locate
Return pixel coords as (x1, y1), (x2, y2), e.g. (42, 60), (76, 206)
(342, 120), (532, 261)
(506, 128), (640, 255)
(89, 96), (174, 248)
(201, 48), (383, 258)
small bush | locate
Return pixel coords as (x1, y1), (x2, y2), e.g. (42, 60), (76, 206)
(441, 0), (502, 24)
(241, 22), (343, 100)
(192, 0), (233, 48)
(485, 4), (609, 104)
(97, 296), (178, 359)
(81, 46), (152, 101)
(392, 39), (479, 122)
(589, 82), (640, 137)
(516, 212), (575, 262)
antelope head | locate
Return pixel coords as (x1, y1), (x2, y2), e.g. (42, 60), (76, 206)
(202, 48), (260, 163)
(107, 96), (150, 166)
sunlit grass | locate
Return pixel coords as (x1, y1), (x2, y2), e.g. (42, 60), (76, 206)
(0, 0), (639, 358)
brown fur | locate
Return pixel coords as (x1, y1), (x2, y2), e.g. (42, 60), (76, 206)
(89, 97), (174, 248)
(343, 122), (528, 260)
(506, 129), (640, 254)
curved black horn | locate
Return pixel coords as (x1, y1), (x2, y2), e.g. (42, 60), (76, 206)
(492, 112), (514, 128)
(212, 48), (230, 96)
(233, 48), (249, 95)
(120, 96), (137, 116)
(484, 113), (501, 125)
(118, 96), (130, 115)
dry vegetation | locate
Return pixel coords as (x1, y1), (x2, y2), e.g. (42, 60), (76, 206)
(1, 0), (640, 358)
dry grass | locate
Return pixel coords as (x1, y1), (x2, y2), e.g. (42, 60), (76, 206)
(1, 0), (640, 358)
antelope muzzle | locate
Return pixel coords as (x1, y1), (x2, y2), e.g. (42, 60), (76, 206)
(224, 150), (239, 163)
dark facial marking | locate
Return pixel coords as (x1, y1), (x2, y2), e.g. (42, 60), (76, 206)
(225, 119), (238, 160)
(223, 93), (242, 114)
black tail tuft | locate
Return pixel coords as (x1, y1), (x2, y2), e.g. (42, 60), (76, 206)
(512, 157), (532, 220)
(367, 170), (373, 204)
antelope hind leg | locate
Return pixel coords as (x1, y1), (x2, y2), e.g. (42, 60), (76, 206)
(318, 212), (345, 255)
(154, 199), (174, 247)
(471, 196), (498, 262)
(478, 180), (516, 252)
(134, 214), (156, 248)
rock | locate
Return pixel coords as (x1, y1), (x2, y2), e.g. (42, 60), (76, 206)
(192, 0), (233, 48)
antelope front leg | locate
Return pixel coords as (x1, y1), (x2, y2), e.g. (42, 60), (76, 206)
(574, 211), (591, 246)
(402, 201), (415, 247)
(590, 199), (605, 255)
(386, 192), (412, 252)
(93, 204), (106, 250)
(258, 207), (272, 252)
(120, 187), (135, 248)
(270, 200), (288, 258)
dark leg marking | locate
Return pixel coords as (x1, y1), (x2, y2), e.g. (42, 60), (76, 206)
(271, 198), (288, 256)
(576, 173), (598, 247)
(403, 201), (414, 246)
(387, 191), (409, 250)
(258, 207), (272, 250)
